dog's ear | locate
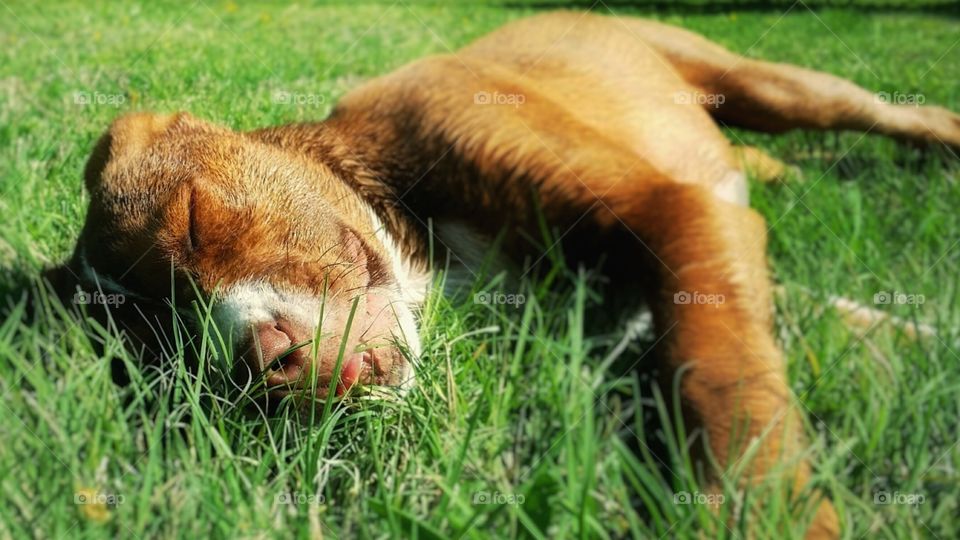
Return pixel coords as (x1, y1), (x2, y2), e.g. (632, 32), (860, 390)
(84, 111), (197, 192)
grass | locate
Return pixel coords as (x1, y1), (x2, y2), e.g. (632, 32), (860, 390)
(2, 1), (959, 538)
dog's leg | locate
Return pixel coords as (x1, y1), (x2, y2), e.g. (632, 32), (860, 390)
(594, 182), (838, 539)
(712, 60), (960, 151)
(629, 20), (960, 150)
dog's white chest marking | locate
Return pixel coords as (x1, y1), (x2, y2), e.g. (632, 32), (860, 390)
(712, 170), (749, 206)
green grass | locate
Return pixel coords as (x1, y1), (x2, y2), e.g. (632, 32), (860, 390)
(2, 1), (959, 538)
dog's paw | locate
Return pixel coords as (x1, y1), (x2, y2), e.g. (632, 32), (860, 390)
(917, 106), (960, 154)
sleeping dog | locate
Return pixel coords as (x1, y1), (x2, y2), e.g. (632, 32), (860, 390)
(50, 12), (960, 538)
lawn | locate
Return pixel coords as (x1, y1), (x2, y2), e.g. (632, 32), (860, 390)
(1, 1), (958, 538)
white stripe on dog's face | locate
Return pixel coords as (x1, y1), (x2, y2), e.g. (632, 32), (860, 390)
(367, 206), (432, 309)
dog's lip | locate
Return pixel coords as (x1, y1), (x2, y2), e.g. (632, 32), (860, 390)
(263, 347), (383, 400)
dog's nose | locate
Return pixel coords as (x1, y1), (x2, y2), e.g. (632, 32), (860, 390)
(253, 321), (304, 384)
(247, 320), (364, 396)
(254, 322), (294, 368)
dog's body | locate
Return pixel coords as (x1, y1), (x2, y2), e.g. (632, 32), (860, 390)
(56, 12), (960, 538)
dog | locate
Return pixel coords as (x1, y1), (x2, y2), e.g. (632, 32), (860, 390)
(47, 12), (960, 538)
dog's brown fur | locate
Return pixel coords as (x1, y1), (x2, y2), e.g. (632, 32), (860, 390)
(53, 12), (960, 538)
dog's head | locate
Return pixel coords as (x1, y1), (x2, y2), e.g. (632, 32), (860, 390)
(53, 112), (424, 402)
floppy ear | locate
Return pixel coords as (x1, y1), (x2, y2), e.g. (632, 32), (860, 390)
(83, 111), (192, 193)
(41, 112), (183, 298)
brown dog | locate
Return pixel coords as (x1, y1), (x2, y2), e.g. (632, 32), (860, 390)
(50, 12), (960, 538)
